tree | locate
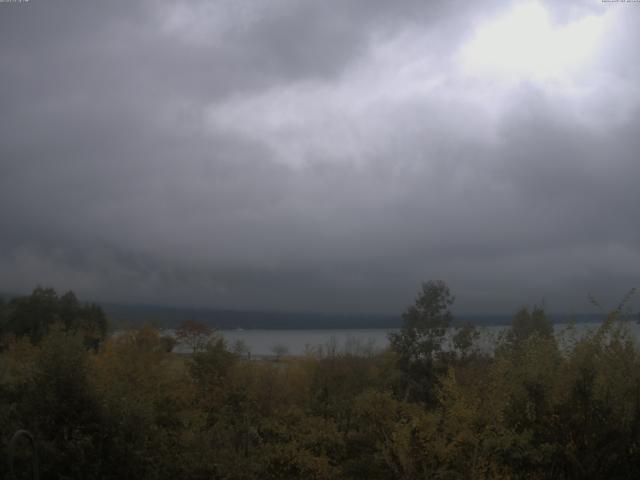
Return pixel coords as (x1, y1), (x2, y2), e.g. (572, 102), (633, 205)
(505, 305), (553, 347)
(0, 298), (7, 342)
(5, 287), (59, 342)
(91, 324), (191, 478)
(389, 280), (454, 404)
(23, 325), (103, 478)
(175, 319), (212, 354)
(452, 321), (480, 360)
(2, 287), (107, 346)
(190, 338), (237, 391)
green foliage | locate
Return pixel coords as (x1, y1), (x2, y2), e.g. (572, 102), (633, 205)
(0, 326), (104, 479)
(391, 280), (454, 355)
(389, 280), (455, 404)
(505, 305), (554, 347)
(190, 336), (237, 393)
(1, 287), (107, 346)
(452, 321), (481, 359)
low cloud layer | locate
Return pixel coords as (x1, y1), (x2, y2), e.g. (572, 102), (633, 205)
(1, 0), (639, 314)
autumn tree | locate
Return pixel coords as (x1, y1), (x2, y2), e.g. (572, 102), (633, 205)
(91, 324), (192, 478)
(175, 319), (213, 353)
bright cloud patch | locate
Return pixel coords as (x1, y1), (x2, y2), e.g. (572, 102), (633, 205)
(458, 1), (607, 82)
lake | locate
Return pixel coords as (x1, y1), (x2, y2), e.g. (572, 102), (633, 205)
(171, 321), (640, 356)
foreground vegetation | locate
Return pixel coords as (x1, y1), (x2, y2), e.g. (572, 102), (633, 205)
(1, 284), (640, 479)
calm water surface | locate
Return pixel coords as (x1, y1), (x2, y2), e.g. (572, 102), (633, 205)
(169, 321), (640, 356)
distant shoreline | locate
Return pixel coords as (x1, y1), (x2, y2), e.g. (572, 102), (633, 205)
(101, 301), (615, 330)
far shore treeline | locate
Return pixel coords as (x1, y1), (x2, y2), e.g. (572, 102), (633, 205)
(1, 282), (640, 479)
(0, 289), (607, 330)
(100, 303), (610, 330)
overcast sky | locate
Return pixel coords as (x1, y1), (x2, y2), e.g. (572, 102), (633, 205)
(1, 0), (639, 315)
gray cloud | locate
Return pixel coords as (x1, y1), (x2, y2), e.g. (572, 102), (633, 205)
(1, 0), (639, 315)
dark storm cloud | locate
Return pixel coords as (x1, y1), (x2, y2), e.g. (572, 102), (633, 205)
(1, 0), (639, 314)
